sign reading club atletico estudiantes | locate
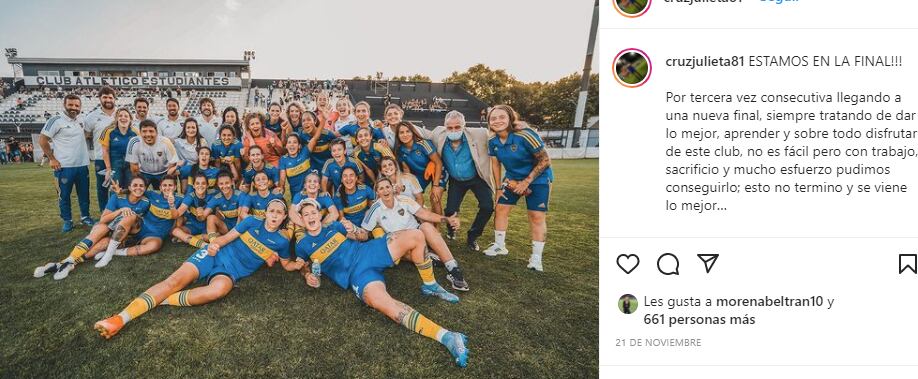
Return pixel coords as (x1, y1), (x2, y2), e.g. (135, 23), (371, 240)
(24, 75), (241, 88)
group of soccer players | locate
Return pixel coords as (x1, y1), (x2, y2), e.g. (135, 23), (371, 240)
(31, 86), (554, 368)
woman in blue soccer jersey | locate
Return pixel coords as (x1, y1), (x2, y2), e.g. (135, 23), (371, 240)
(338, 101), (388, 150)
(352, 127), (395, 186)
(172, 173), (215, 249)
(34, 176), (152, 280)
(299, 110), (336, 170)
(99, 108), (137, 189)
(321, 139), (363, 193)
(289, 172), (339, 227)
(291, 200), (468, 367)
(212, 125), (243, 183)
(278, 134), (313, 196)
(245, 171), (285, 218)
(95, 175), (187, 258)
(178, 146), (219, 194)
(95, 199), (302, 339)
(379, 156), (425, 206)
(482, 105), (553, 272)
(264, 102), (284, 135)
(334, 166), (375, 225)
(205, 171), (249, 241)
(240, 145), (281, 194)
(394, 121), (445, 216)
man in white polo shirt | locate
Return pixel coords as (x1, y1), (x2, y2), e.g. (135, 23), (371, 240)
(195, 97), (220, 145)
(83, 85), (117, 212)
(361, 177), (469, 291)
(39, 94), (95, 232)
(126, 119), (180, 189)
(131, 97), (155, 129)
(156, 97), (183, 140)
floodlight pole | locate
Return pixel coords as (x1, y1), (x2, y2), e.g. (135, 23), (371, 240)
(570, 0), (599, 151)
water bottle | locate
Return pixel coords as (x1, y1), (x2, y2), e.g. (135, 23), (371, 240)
(311, 261), (321, 287)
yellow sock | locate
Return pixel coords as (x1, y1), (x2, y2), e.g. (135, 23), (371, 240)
(415, 258), (435, 285)
(162, 290), (193, 307)
(118, 292), (156, 323)
(206, 232), (218, 242)
(188, 235), (206, 248)
(67, 238), (94, 263)
(401, 309), (446, 343)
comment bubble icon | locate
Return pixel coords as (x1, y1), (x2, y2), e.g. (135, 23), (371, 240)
(657, 253), (680, 275)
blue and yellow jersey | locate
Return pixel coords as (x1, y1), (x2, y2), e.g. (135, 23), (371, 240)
(292, 191), (335, 218)
(211, 141), (243, 165)
(206, 190), (248, 229)
(279, 148), (312, 194)
(181, 191), (214, 229)
(321, 157), (363, 191)
(219, 216), (292, 281)
(244, 191), (285, 218)
(178, 164), (220, 193)
(143, 190), (183, 235)
(98, 125), (139, 164)
(104, 193), (151, 215)
(291, 221), (359, 291)
(265, 119), (283, 135)
(338, 124), (386, 147)
(333, 184), (375, 225)
(242, 163), (280, 188)
(398, 139), (436, 188)
(488, 128), (553, 185)
(352, 142), (394, 177)
(301, 128), (336, 169)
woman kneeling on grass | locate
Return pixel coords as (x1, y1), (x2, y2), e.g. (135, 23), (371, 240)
(94, 199), (301, 339)
(291, 199), (468, 367)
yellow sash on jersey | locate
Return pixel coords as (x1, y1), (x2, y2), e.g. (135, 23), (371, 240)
(286, 159), (311, 177)
(149, 203), (174, 219)
(343, 200), (367, 215)
(313, 143), (330, 153)
(219, 208), (239, 219)
(239, 231), (276, 261)
(310, 232), (346, 264)
(251, 208), (266, 218)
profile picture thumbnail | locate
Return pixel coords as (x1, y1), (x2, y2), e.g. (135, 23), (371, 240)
(616, 0), (651, 17)
(619, 294), (638, 314)
(614, 49), (651, 87)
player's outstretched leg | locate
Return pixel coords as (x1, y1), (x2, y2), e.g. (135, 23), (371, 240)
(387, 229), (459, 303)
(363, 282), (469, 367)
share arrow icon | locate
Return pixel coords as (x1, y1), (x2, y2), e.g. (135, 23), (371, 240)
(697, 254), (719, 273)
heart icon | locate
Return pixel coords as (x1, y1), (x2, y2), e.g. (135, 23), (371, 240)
(617, 254), (640, 274)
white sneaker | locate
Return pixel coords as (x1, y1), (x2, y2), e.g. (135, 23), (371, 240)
(53, 261), (75, 280)
(527, 254), (544, 272)
(482, 243), (509, 257)
(95, 251), (115, 268)
(33, 262), (59, 278)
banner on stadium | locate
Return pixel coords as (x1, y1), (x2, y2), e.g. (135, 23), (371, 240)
(23, 76), (242, 88)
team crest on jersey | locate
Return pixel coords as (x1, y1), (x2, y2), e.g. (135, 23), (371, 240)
(157, 151), (163, 157)
(398, 209), (405, 216)
(510, 144), (518, 152)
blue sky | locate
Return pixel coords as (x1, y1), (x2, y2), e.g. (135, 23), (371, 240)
(0, 0), (597, 82)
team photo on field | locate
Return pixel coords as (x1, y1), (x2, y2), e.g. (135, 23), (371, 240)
(0, 1), (599, 377)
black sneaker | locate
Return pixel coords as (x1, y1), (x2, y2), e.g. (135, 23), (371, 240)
(425, 248), (443, 267)
(446, 267), (469, 291)
(445, 227), (456, 241)
(467, 239), (480, 252)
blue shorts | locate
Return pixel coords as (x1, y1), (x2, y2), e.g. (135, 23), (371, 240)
(136, 222), (171, 240)
(498, 182), (551, 212)
(140, 172), (165, 189)
(348, 238), (394, 301)
(185, 221), (206, 236)
(186, 249), (238, 284)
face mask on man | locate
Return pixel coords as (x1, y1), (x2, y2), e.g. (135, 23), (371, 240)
(447, 131), (462, 141)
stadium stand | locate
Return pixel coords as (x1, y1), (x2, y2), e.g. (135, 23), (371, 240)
(345, 80), (489, 129)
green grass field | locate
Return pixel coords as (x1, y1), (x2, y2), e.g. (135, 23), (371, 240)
(0, 159), (598, 379)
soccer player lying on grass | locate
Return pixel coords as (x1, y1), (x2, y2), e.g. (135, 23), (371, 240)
(172, 173), (215, 249)
(94, 199), (300, 339)
(34, 176), (151, 280)
(204, 171), (248, 241)
(90, 175), (186, 262)
(293, 200), (469, 367)
(362, 178), (469, 292)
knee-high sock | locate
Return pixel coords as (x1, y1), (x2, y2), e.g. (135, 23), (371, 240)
(401, 309), (447, 343)
(161, 290), (193, 307)
(67, 238), (94, 263)
(187, 235), (206, 249)
(118, 292), (157, 324)
(415, 258), (436, 286)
